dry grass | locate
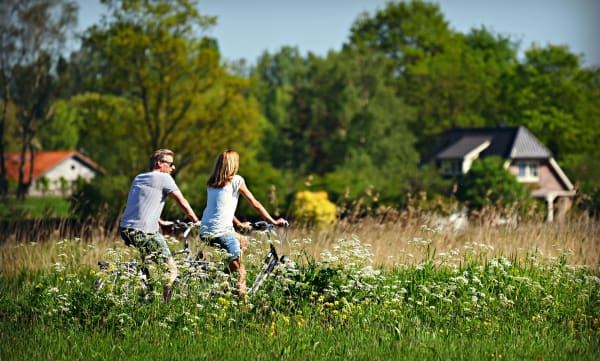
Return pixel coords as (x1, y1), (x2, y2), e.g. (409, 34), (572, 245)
(287, 215), (600, 269)
(1, 215), (599, 277)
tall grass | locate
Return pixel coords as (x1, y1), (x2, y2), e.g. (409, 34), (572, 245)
(285, 214), (600, 269)
(2, 214), (598, 277)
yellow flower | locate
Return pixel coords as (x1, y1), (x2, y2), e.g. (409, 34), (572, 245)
(217, 297), (230, 306)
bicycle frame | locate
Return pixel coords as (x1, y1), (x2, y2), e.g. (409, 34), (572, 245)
(246, 221), (290, 294)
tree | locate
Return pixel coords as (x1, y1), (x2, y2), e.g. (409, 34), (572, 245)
(0, 0), (77, 198)
(73, 0), (262, 178)
(251, 46), (312, 168)
(37, 99), (79, 150)
(507, 45), (598, 159)
(276, 48), (420, 206)
(348, 0), (452, 70)
(348, 3), (522, 154)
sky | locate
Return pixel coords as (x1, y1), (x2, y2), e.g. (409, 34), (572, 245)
(76, 0), (600, 67)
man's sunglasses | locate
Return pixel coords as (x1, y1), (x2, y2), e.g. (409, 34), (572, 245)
(160, 159), (174, 167)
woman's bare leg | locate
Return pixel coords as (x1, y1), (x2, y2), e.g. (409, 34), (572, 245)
(228, 258), (247, 296)
(237, 233), (249, 252)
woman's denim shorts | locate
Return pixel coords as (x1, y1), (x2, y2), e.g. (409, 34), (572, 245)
(201, 233), (241, 263)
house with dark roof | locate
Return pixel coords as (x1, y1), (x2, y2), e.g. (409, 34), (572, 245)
(3, 150), (105, 197)
(421, 126), (575, 222)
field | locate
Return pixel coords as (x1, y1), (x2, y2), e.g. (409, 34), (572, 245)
(1, 216), (599, 360)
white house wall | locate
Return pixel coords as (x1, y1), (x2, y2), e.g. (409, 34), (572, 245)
(29, 157), (98, 197)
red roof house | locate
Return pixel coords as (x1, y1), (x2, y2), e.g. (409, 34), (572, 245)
(3, 150), (105, 196)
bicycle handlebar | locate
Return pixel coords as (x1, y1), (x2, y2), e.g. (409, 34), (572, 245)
(170, 220), (199, 239)
(251, 221), (271, 232)
(169, 219), (288, 238)
(250, 220), (289, 235)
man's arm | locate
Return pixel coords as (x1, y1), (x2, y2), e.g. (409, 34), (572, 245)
(169, 190), (200, 223)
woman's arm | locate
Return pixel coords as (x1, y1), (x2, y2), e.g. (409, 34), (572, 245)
(239, 180), (285, 225)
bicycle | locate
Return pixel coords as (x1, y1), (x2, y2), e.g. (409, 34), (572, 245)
(93, 220), (291, 299)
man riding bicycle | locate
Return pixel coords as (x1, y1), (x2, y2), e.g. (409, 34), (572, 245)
(119, 149), (201, 303)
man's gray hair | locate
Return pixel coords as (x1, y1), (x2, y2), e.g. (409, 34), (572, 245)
(149, 149), (174, 170)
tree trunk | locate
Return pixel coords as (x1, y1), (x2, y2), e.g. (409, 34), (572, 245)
(0, 82), (9, 197)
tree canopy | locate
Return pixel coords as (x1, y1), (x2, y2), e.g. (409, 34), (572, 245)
(71, 0), (262, 180)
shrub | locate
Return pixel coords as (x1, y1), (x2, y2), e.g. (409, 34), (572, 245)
(456, 157), (530, 213)
(69, 175), (130, 222)
(291, 190), (337, 228)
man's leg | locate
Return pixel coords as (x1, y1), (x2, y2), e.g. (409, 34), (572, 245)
(149, 233), (178, 303)
(121, 228), (153, 286)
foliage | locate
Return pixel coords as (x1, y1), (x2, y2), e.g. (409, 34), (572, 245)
(455, 157), (531, 214)
(348, 0), (453, 67)
(235, 157), (295, 219)
(345, 0), (599, 202)
(565, 152), (600, 218)
(252, 46), (422, 209)
(576, 181), (600, 218)
(2, 0), (599, 224)
(37, 99), (79, 150)
(291, 190), (337, 229)
(251, 46), (312, 168)
(507, 46), (600, 159)
(347, 2), (523, 155)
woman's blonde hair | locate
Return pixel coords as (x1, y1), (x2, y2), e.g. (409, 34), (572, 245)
(207, 149), (239, 188)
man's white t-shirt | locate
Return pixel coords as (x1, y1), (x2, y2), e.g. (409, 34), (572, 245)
(200, 174), (244, 237)
(119, 171), (179, 233)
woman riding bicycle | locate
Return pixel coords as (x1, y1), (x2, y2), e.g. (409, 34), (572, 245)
(199, 149), (286, 296)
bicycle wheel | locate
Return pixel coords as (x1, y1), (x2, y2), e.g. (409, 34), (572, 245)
(172, 260), (210, 297)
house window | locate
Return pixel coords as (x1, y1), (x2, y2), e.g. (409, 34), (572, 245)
(440, 160), (462, 176)
(516, 161), (539, 181)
